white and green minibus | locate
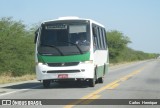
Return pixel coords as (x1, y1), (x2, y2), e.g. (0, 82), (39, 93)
(34, 17), (109, 87)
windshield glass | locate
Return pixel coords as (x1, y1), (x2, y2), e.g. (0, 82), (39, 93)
(38, 20), (90, 56)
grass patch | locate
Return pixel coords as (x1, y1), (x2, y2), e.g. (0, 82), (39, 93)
(0, 73), (36, 84)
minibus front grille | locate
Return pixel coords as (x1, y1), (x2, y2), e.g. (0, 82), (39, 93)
(47, 70), (81, 73)
(47, 62), (79, 67)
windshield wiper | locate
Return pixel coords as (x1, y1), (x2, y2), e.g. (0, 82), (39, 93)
(40, 44), (64, 56)
(61, 41), (83, 54)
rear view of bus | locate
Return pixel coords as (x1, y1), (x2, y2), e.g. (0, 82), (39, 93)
(34, 17), (109, 88)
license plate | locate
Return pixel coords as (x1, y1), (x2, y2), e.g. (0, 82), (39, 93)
(58, 74), (68, 79)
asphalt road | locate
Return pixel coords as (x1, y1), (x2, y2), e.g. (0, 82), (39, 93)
(0, 59), (160, 108)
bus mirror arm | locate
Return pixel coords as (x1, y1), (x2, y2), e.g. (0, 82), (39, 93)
(34, 32), (38, 44)
(34, 28), (39, 44)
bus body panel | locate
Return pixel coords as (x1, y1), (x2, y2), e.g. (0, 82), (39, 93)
(94, 50), (109, 78)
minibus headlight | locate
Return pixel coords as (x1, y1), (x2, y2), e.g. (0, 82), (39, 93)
(36, 62), (47, 65)
(81, 60), (93, 64)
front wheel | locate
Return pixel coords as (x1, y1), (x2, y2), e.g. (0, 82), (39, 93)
(89, 73), (97, 87)
(43, 80), (51, 88)
(89, 78), (95, 87)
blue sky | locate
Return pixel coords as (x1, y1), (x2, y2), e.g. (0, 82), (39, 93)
(0, 0), (160, 53)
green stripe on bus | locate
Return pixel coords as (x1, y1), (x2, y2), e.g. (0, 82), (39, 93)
(37, 52), (90, 63)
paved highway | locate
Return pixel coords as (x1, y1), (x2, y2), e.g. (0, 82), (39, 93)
(0, 59), (160, 108)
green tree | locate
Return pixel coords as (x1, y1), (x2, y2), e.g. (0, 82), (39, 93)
(106, 30), (158, 63)
(0, 17), (35, 76)
(107, 30), (131, 62)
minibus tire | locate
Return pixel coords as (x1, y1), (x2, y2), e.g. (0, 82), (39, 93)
(89, 73), (96, 87)
(89, 78), (95, 87)
(98, 77), (103, 83)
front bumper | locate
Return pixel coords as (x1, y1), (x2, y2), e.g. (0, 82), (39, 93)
(36, 62), (94, 81)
